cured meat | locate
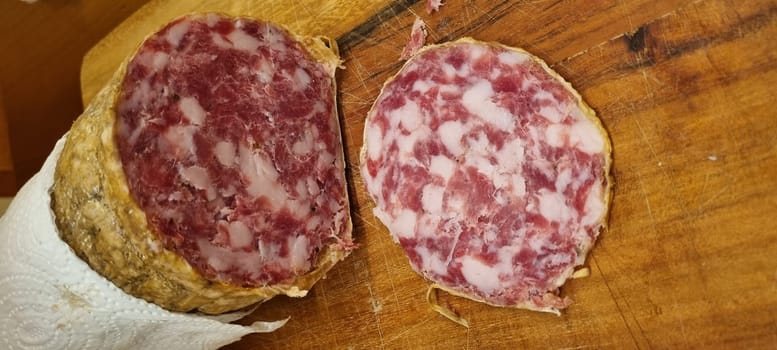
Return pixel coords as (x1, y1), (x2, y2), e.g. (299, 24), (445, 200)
(427, 0), (444, 14)
(361, 38), (612, 315)
(51, 13), (353, 314)
(116, 14), (350, 288)
(400, 17), (428, 61)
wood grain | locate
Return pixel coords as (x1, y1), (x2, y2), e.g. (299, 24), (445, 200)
(82, 0), (777, 349)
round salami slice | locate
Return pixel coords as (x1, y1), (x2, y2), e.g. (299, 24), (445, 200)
(360, 38), (612, 315)
(52, 13), (353, 314)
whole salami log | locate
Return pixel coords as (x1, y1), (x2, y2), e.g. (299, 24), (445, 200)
(51, 13), (354, 314)
(360, 38), (612, 315)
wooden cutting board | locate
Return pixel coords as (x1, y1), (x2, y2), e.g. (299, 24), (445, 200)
(80, 0), (777, 348)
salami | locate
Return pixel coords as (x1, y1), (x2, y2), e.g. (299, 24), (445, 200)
(360, 38), (612, 315)
(51, 13), (353, 314)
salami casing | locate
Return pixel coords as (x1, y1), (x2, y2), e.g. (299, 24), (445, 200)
(361, 38), (612, 315)
(52, 13), (354, 314)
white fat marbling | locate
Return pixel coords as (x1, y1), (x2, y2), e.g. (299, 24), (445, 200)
(465, 151), (496, 178)
(416, 213), (441, 239)
(416, 246), (449, 276)
(438, 84), (460, 95)
(462, 80), (514, 132)
(150, 52), (169, 71)
(293, 68), (311, 89)
(366, 123), (383, 160)
(306, 177), (320, 196)
(582, 183), (605, 226)
(412, 79), (433, 93)
(125, 80), (152, 111)
(393, 100), (423, 132)
(469, 44), (487, 60)
(429, 155), (456, 181)
(292, 132), (314, 155)
(399, 127), (431, 155)
(538, 105), (563, 123)
(538, 190), (571, 223)
(442, 63), (457, 79)
(211, 33), (231, 49)
(544, 124), (566, 148)
(179, 97), (206, 125)
(166, 20), (190, 47)
(315, 150), (335, 169)
(533, 90), (555, 102)
(438, 121), (466, 156)
(228, 28), (261, 52)
(288, 235), (311, 272)
(256, 59), (274, 84)
(421, 184), (445, 214)
(179, 165), (217, 200)
(392, 208), (417, 239)
(569, 121), (605, 154)
(494, 138), (525, 171)
(510, 174), (527, 196)
(458, 256), (500, 293)
(207, 255), (230, 272)
(238, 145), (286, 203)
(228, 221), (253, 248)
(555, 168), (573, 192)
(497, 51), (529, 66)
(162, 125), (197, 158)
(214, 141), (236, 166)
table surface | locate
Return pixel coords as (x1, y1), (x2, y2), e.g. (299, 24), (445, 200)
(77, 0), (777, 348)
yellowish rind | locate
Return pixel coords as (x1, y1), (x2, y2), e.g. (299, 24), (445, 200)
(51, 13), (352, 314)
(360, 37), (614, 320)
(426, 284), (470, 328)
(571, 267), (591, 279)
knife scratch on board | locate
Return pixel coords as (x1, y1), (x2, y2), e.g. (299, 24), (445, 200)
(353, 211), (384, 233)
(365, 282), (387, 347)
(367, 283), (383, 314)
(590, 256), (642, 349)
(340, 91), (373, 106)
(383, 315), (438, 346)
(346, 53), (374, 96)
(634, 168), (658, 227)
(697, 185), (731, 213)
(315, 283), (342, 348)
(467, 0), (495, 23)
(383, 3), (406, 34)
(557, 344), (609, 350)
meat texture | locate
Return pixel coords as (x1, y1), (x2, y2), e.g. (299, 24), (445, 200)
(361, 38), (612, 314)
(400, 17), (428, 61)
(51, 13), (353, 314)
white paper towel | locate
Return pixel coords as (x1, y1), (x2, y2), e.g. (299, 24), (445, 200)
(0, 137), (286, 350)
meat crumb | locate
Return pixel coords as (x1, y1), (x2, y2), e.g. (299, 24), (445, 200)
(400, 17), (428, 60)
(427, 0), (444, 14)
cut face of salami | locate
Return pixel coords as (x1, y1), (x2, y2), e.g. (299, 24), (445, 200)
(116, 14), (350, 288)
(361, 38), (611, 313)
